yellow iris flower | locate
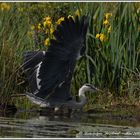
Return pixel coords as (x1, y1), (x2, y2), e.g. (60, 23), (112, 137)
(103, 19), (109, 25)
(31, 25), (35, 30)
(108, 26), (111, 33)
(96, 34), (100, 39)
(37, 23), (41, 30)
(68, 15), (74, 20)
(104, 13), (112, 20)
(56, 17), (65, 25)
(96, 33), (107, 42)
(75, 9), (81, 17)
(50, 27), (54, 34)
(43, 16), (52, 27)
(99, 33), (107, 42)
(44, 38), (50, 46)
(1, 3), (11, 11)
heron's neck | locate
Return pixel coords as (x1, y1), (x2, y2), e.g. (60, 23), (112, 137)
(77, 86), (87, 106)
(65, 86), (87, 109)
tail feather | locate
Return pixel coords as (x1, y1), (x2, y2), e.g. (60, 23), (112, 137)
(26, 92), (49, 108)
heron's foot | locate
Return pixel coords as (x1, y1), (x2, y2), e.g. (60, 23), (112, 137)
(39, 106), (75, 117)
(53, 106), (73, 117)
(54, 107), (63, 115)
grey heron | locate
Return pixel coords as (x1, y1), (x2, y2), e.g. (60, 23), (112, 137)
(23, 16), (100, 112)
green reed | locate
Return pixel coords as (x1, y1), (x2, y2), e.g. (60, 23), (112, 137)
(0, 4), (32, 105)
(73, 3), (140, 97)
(0, 2), (139, 107)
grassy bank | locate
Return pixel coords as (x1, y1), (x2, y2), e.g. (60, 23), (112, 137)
(0, 2), (139, 110)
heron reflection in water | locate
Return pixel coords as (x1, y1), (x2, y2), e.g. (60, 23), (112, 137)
(23, 16), (102, 114)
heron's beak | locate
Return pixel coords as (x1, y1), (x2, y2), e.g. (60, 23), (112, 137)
(95, 87), (104, 93)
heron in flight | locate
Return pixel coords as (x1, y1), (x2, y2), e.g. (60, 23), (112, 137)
(23, 16), (100, 112)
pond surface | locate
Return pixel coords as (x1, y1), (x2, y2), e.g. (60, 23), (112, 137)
(0, 108), (140, 138)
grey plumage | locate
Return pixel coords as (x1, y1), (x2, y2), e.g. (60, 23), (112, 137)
(23, 16), (94, 109)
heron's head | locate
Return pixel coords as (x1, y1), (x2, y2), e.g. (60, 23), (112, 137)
(84, 84), (99, 91)
(79, 84), (103, 96)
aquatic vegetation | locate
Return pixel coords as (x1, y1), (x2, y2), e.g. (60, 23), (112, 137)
(96, 33), (107, 42)
(28, 8), (81, 48)
(83, 3), (140, 97)
(0, 3), (11, 11)
(0, 2), (139, 109)
(56, 17), (65, 25)
(0, 3), (32, 106)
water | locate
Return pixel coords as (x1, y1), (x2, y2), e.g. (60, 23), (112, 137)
(0, 109), (140, 138)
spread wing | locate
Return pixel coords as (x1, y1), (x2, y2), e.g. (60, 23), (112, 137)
(23, 51), (45, 93)
(24, 16), (89, 103)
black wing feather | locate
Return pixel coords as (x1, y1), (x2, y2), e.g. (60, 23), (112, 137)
(24, 16), (89, 102)
(23, 51), (45, 93)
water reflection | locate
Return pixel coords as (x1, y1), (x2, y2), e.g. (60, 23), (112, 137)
(0, 109), (140, 138)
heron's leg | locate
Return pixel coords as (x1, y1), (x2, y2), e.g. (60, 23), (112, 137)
(54, 107), (60, 114)
(79, 108), (83, 113)
(54, 107), (64, 115)
(54, 107), (60, 112)
(39, 107), (54, 116)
